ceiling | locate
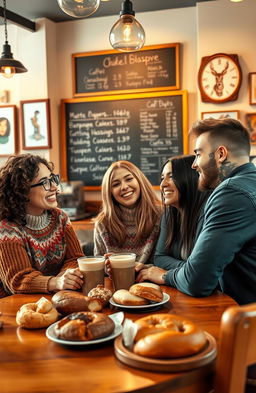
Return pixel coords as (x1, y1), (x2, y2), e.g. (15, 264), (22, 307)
(1, 0), (216, 24)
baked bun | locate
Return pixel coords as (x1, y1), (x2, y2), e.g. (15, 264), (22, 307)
(16, 297), (58, 329)
(113, 289), (149, 306)
(54, 311), (115, 341)
(88, 285), (113, 306)
(129, 283), (163, 302)
(133, 313), (207, 358)
(51, 290), (103, 315)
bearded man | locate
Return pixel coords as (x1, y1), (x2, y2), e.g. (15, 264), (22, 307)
(138, 118), (256, 305)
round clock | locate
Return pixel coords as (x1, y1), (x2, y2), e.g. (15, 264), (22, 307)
(198, 53), (242, 103)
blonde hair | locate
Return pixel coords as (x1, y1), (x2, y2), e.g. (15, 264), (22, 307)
(95, 161), (160, 243)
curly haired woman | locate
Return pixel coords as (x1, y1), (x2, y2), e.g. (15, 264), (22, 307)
(0, 154), (84, 298)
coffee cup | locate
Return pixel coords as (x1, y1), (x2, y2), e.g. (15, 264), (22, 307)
(77, 256), (105, 295)
(108, 253), (136, 291)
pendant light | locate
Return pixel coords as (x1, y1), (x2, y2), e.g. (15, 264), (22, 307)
(0, 0), (27, 78)
(57, 0), (101, 18)
(109, 0), (145, 52)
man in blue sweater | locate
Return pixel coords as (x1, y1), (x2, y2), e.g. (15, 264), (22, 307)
(137, 118), (256, 305)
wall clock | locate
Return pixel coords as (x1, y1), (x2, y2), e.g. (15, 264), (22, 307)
(198, 53), (242, 103)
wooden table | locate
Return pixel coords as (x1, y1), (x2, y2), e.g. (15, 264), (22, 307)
(0, 286), (236, 393)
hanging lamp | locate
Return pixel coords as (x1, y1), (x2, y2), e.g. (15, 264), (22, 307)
(109, 0), (145, 52)
(57, 0), (101, 18)
(0, 0), (27, 78)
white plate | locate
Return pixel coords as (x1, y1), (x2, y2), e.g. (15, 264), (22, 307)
(46, 314), (123, 346)
(109, 292), (170, 309)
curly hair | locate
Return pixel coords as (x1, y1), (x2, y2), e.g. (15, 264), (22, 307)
(0, 154), (54, 225)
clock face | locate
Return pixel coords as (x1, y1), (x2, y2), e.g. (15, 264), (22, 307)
(198, 54), (242, 103)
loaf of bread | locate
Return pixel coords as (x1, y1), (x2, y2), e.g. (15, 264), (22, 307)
(51, 290), (103, 315)
(54, 311), (115, 341)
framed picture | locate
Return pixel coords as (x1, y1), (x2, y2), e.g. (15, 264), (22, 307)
(201, 110), (239, 120)
(245, 113), (256, 144)
(0, 105), (17, 157)
(249, 72), (256, 105)
(20, 99), (51, 150)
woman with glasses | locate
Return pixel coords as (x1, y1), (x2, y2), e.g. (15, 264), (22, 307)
(0, 154), (84, 298)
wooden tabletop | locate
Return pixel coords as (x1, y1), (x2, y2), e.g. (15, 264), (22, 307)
(0, 284), (237, 393)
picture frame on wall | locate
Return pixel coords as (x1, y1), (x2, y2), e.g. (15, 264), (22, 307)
(201, 110), (239, 120)
(0, 105), (17, 157)
(245, 113), (256, 144)
(20, 99), (51, 150)
(249, 72), (256, 105)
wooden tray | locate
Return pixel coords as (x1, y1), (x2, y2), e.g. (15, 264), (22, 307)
(114, 332), (216, 373)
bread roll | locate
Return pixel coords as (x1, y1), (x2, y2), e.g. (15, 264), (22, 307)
(16, 297), (58, 329)
(54, 311), (115, 341)
(129, 283), (163, 302)
(51, 290), (103, 315)
(87, 285), (112, 306)
(113, 289), (149, 306)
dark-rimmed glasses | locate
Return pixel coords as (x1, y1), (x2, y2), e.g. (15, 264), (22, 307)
(31, 174), (60, 191)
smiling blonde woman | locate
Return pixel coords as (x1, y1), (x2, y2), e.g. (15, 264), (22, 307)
(94, 161), (161, 264)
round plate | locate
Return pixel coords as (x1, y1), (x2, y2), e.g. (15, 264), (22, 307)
(114, 332), (216, 372)
(46, 316), (122, 346)
(109, 292), (170, 309)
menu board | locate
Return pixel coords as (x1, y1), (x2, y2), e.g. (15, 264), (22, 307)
(72, 43), (180, 97)
(60, 90), (188, 189)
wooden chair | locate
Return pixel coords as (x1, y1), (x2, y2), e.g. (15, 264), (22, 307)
(214, 302), (256, 393)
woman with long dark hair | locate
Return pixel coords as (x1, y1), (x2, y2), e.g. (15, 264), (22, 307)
(136, 155), (210, 283)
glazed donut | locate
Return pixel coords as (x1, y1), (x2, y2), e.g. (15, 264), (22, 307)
(51, 290), (103, 315)
(113, 289), (149, 306)
(133, 313), (207, 358)
(16, 297), (58, 329)
(129, 283), (163, 302)
(54, 311), (115, 341)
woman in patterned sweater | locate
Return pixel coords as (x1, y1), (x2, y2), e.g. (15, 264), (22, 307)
(0, 154), (84, 298)
(94, 160), (161, 264)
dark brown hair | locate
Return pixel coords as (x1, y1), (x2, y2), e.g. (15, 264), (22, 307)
(162, 155), (210, 258)
(0, 154), (53, 225)
(190, 118), (250, 156)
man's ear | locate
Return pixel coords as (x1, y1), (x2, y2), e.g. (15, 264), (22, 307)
(216, 145), (228, 163)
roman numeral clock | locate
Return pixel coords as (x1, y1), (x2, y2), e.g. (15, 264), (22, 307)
(198, 53), (242, 103)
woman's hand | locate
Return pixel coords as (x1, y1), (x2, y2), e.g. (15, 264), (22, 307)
(136, 266), (167, 285)
(48, 268), (84, 292)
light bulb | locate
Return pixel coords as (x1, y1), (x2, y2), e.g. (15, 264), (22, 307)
(1, 66), (15, 78)
(109, 14), (145, 52)
(57, 0), (100, 18)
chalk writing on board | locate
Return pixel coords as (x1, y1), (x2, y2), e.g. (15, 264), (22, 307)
(72, 44), (180, 97)
(61, 91), (187, 188)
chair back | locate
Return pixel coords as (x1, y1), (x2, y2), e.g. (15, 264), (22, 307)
(214, 302), (256, 393)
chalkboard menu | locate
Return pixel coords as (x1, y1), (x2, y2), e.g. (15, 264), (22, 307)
(72, 43), (180, 97)
(61, 91), (188, 189)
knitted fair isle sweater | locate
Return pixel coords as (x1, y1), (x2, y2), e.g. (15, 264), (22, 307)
(0, 208), (84, 298)
(93, 205), (160, 264)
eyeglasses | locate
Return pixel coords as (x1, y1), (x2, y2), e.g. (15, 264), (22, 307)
(31, 174), (60, 191)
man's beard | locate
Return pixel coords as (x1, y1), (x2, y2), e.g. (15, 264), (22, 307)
(198, 156), (220, 191)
